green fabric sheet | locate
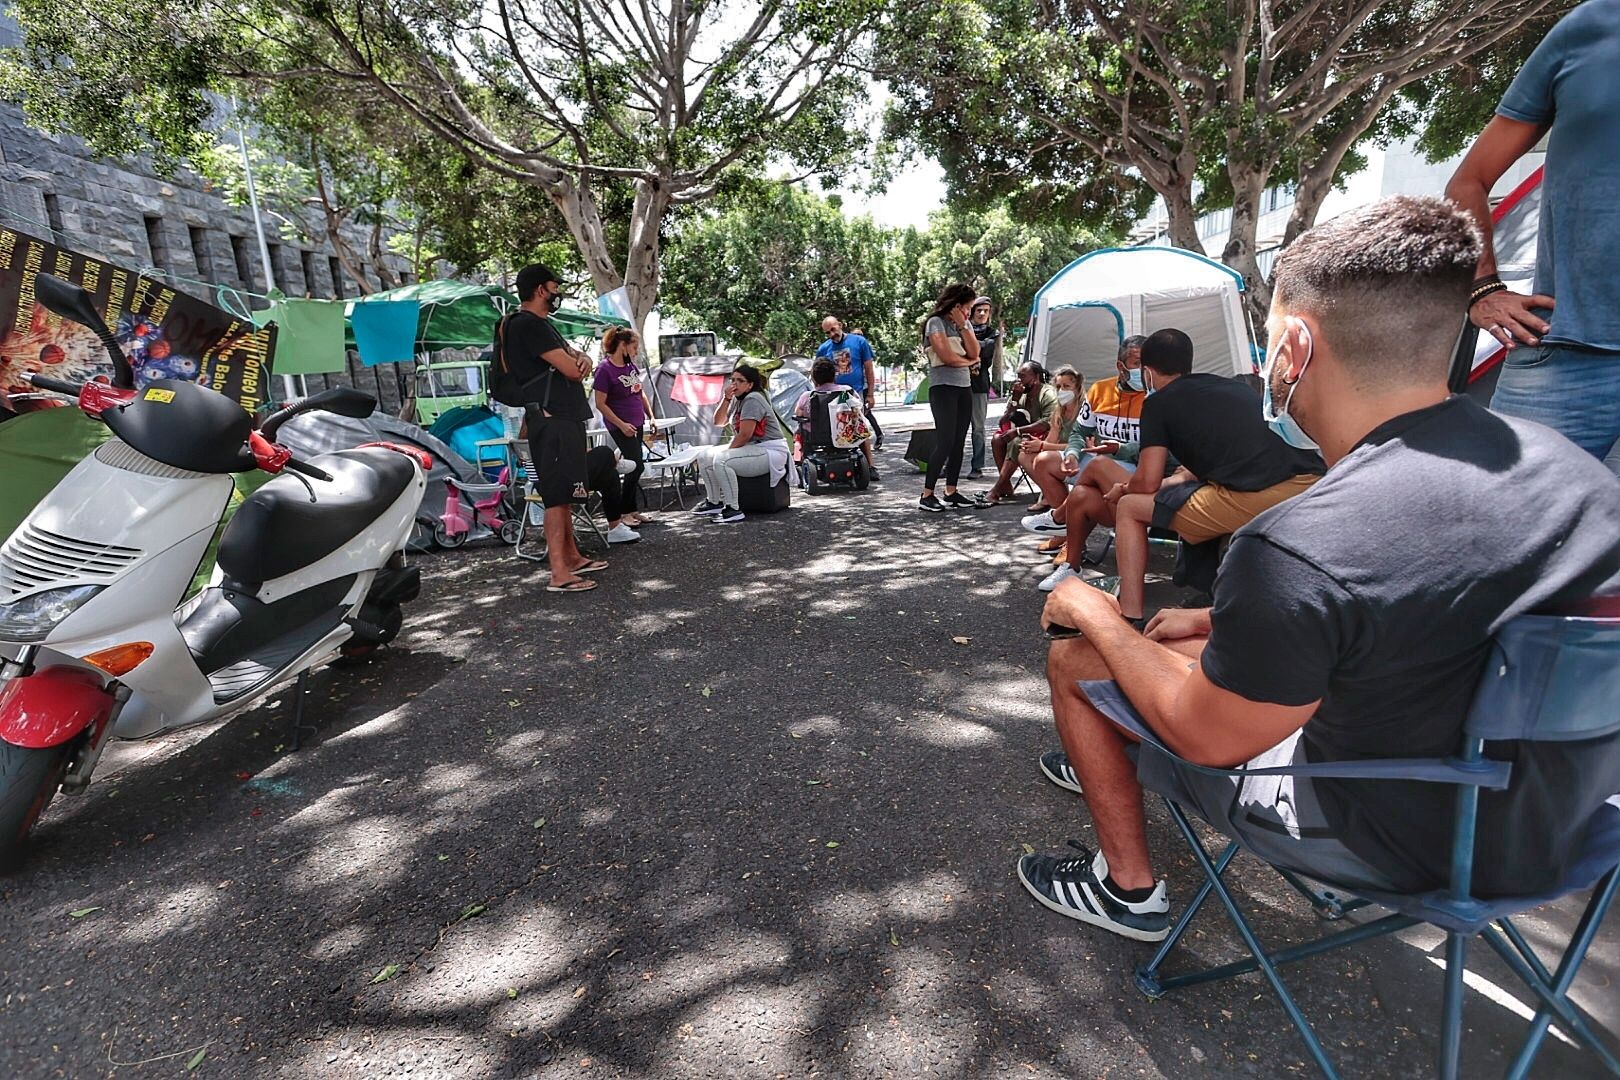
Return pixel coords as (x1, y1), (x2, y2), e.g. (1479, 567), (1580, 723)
(253, 297), (347, 375)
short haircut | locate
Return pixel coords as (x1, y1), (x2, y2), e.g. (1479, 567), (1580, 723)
(1141, 329), (1193, 376)
(1119, 335), (1146, 360)
(515, 264), (560, 302)
(812, 358), (837, 384)
(1271, 195), (1480, 386)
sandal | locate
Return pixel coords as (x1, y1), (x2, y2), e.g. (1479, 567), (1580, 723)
(574, 559), (609, 575)
(545, 578), (598, 593)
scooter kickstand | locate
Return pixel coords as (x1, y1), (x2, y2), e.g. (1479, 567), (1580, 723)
(287, 670), (315, 751)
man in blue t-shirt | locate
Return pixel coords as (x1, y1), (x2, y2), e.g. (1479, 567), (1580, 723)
(1446, 0), (1620, 474)
(816, 316), (881, 475)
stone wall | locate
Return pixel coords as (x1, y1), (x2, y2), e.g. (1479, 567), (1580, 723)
(0, 100), (421, 411)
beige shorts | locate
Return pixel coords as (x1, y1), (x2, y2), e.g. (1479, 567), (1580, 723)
(1170, 474), (1319, 544)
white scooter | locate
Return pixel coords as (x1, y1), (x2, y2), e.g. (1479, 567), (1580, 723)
(0, 274), (429, 866)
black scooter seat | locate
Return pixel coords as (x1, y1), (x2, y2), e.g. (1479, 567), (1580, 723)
(218, 448), (415, 588)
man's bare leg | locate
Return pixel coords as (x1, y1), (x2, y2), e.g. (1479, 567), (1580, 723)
(1047, 633), (1208, 889)
(543, 506), (584, 586)
(1114, 493), (1156, 621)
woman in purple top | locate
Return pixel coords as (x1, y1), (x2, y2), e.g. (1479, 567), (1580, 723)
(593, 328), (655, 524)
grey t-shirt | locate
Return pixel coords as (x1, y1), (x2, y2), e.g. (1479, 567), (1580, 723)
(1200, 396), (1620, 895)
(1497, 0), (1620, 352)
(924, 316), (971, 388)
(736, 391), (783, 443)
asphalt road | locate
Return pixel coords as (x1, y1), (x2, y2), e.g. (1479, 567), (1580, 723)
(1, 428), (1614, 1079)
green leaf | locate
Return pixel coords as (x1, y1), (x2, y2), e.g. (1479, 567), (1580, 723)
(888, 926), (901, 947)
(825, 841), (840, 849)
(185, 1048), (207, 1071)
(532, 817), (547, 829)
(370, 964), (400, 984)
(458, 903), (487, 922)
(1021, 843), (1036, 855)
(68, 907), (101, 918)
(805, 779), (823, 786)
(700, 686), (712, 698)
(437, 854), (449, 861)
(507, 987), (518, 999)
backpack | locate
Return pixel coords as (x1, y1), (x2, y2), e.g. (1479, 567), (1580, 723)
(490, 314), (553, 409)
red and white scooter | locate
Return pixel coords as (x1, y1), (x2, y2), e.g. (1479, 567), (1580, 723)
(0, 274), (429, 866)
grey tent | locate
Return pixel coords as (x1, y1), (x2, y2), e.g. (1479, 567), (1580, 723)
(277, 410), (485, 551)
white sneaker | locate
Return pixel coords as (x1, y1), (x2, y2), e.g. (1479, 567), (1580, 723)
(605, 524), (642, 544)
(1021, 510), (1065, 535)
(1039, 563), (1077, 592)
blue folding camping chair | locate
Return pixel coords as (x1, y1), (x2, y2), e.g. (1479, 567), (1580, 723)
(1083, 607), (1620, 1079)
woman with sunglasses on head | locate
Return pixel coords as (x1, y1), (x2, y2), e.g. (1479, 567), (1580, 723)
(918, 283), (983, 512)
(593, 327), (655, 526)
(690, 363), (790, 524)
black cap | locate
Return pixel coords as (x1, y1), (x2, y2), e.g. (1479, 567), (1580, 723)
(515, 264), (560, 302)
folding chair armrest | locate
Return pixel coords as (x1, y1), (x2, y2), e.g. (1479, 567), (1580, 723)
(1077, 679), (1513, 791)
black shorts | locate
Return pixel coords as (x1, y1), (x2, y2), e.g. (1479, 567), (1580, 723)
(527, 412), (588, 508)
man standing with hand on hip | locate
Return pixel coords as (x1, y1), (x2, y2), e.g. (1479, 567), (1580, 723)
(1446, 0), (1620, 473)
(504, 263), (605, 594)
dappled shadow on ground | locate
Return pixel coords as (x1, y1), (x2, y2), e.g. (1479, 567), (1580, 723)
(0, 443), (1613, 1079)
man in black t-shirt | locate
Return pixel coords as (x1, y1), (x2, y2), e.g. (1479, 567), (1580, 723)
(967, 297), (1001, 477)
(1019, 196), (1620, 943)
(1102, 328), (1324, 626)
(502, 263), (603, 594)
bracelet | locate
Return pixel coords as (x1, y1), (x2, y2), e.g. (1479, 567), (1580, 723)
(1468, 276), (1507, 308)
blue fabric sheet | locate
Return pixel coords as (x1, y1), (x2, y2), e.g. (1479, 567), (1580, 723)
(351, 300), (421, 367)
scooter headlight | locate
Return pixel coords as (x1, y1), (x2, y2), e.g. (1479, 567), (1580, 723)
(0, 585), (105, 643)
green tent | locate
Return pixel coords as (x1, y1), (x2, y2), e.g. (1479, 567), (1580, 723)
(0, 408), (266, 594)
(0, 408), (108, 546)
(344, 281), (629, 352)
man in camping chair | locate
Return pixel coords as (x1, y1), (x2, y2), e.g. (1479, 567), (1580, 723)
(1021, 196), (1620, 943)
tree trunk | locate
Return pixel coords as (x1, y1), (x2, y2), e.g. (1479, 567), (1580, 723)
(1161, 184), (1203, 253)
(622, 179), (672, 330)
(1222, 166), (1272, 344)
(552, 178), (626, 300)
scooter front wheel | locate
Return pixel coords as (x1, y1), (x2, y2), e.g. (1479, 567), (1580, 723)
(0, 741), (71, 870)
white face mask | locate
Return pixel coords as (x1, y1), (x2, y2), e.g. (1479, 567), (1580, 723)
(1057, 389), (1076, 406)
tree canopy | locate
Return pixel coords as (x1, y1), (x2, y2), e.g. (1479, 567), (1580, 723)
(660, 188), (1106, 366)
(877, 0), (1574, 324)
(1, 0), (882, 323)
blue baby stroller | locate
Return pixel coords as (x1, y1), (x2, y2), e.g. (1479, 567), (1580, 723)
(799, 387), (870, 494)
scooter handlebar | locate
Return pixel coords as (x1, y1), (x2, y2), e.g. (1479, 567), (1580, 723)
(27, 373), (84, 397)
(283, 457), (334, 484)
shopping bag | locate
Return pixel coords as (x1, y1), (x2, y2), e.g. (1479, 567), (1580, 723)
(829, 390), (872, 448)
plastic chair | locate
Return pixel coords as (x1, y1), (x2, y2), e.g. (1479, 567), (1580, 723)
(511, 441), (607, 563)
(1083, 608), (1620, 1080)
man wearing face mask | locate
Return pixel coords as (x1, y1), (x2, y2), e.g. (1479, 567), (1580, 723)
(967, 297), (1003, 478)
(503, 263), (603, 593)
(1019, 196), (1620, 943)
(1101, 328), (1324, 627)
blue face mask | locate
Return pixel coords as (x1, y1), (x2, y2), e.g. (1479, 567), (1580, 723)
(1122, 367), (1144, 392)
(1261, 336), (1318, 450)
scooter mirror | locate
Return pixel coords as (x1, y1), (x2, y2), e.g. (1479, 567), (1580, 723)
(34, 273), (134, 389)
(306, 387), (376, 419)
(34, 274), (111, 337)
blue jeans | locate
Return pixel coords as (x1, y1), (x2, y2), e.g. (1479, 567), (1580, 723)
(1490, 344), (1620, 475)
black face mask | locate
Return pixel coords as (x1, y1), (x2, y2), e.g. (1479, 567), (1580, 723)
(547, 290), (565, 314)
